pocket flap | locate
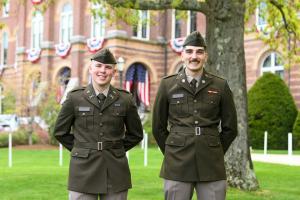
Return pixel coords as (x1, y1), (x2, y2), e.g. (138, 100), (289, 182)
(71, 147), (90, 158)
(170, 96), (187, 105)
(166, 135), (185, 147)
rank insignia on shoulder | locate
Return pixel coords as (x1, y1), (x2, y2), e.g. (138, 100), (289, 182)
(172, 93), (184, 98)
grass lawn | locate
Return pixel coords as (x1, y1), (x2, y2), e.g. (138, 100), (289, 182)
(0, 147), (299, 200)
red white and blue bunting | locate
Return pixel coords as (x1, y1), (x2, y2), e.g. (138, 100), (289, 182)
(87, 37), (105, 53)
(169, 37), (186, 54)
(55, 43), (71, 58)
(31, 0), (43, 5)
(26, 48), (41, 63)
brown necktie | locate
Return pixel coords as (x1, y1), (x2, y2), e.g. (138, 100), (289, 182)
(190, 79), (197, 93)
(97, 93), (106, 108)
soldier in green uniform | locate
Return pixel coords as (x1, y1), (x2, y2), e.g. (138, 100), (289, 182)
(152, 31), (238, 200)
(54, 48), (143, 200)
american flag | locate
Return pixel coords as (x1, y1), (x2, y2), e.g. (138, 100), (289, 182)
(125, 64), (150, 107)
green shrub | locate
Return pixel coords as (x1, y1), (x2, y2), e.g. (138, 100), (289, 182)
(0, 129), (38, 148)
(292, 111), (300, 149)
(248, 73), (297, 149)
(142, 112), (157, 146)
(39, 88), (61, 145)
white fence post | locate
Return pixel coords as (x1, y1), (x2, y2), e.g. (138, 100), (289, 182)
(8, 132), (12, 168)
(288, 133), (293, 157)
(144, 133), (148, 167)
(59, 143), (63, 166)
(126, 152), (129, 161)
(264, 131), (268, 155)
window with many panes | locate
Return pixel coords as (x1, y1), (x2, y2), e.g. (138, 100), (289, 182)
(187, 11), (197, 34)
(2, 0), (9, 17)
(172, 10), (182, 38)
(60, 3), (73, 43)
(132, 10), (150, 39)
(256, 2), (268, 32)
(261, 52), (284, 79)
(91, 2), (105, 38)
(1, 32), (8, 67)
(31, 11), (43, 49)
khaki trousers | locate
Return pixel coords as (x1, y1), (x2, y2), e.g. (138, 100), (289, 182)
(164, 179), (227, 200)
(69, 190), (128, 200)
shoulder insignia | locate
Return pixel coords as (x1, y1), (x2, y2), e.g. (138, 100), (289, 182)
(163, 74), (177, 79)
(116, 88), (130, 94)
(70, 86), (86, 93)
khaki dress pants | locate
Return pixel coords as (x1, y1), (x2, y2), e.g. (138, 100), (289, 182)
(164, 179), (227, 200)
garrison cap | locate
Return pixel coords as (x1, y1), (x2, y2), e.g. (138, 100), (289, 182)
(90, 48), (117, 64)
(183, 31), (206, 48)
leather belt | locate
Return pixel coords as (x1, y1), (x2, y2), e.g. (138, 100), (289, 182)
(170, 126), (218, 136)
(74, 140), (123, 151)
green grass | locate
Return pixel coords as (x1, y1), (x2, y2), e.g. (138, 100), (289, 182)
(0, 147), (300, 200)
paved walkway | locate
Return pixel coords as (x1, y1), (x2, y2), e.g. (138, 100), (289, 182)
(251, 153), (300, 166)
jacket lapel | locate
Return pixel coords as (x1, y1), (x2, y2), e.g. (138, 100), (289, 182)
(83, 84), (101, 109)
(101, 86), (120, 111)
(176, 70), (194, 94)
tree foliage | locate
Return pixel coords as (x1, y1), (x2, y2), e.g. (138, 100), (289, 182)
(248, 73), (297, 149)
(292, 111), (300, 149)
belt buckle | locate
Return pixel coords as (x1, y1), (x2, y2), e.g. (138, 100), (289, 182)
(195, 127), (201, 136)
(97, 142), (103, 151)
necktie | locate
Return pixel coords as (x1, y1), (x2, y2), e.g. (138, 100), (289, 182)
(190, 79), (197, 93)
(97, 93), (106, 108)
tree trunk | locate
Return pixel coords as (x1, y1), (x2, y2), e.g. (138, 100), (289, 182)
(205, 0), (259, 190)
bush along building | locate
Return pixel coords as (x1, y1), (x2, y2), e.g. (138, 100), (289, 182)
(0, 0), (299, 119)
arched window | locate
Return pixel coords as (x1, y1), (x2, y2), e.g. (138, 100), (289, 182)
(125, 63), (150, 110)
(56, 67), (71, 102)
(31, 11), (43, 49)
(91, 3), (105, 38)
(261, 52), (284, 79)
(60, 3), (73, 43)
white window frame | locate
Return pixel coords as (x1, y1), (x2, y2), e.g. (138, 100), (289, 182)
(261, 52), (284, 78)
(132, 10), (150, 40)
(187, 10), (197, 34)
(172, 9), (182, 39)
(31, 11), (43, 49)
(256, 2), (268, 32)
(59, 3), (73, 43)
(90, 3), (106, 38)
(2, 1), (9, 17)
(0, 31), (8, 67)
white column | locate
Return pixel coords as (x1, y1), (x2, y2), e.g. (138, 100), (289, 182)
(288, 133), (293, 157)
(144, 133), (148, 166)
(264, 131), (268, 155)
(59, 143), (63, 166)
(8, 132), (12, 167)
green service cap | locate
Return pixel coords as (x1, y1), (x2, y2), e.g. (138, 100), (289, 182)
(90, 48), (117, 64)
(183, 31), (206, 48)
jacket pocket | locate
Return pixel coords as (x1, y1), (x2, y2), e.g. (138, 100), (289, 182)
(71, 147), (90, 158)
(75, 107), (94, 129)
(169, 96), (189, 117)
(166, 135), (186, 147)
(109, 147), (126, 158)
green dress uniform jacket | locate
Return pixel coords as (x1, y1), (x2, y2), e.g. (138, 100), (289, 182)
(152, 69), (237, 182)
(54, 84), (143, 194)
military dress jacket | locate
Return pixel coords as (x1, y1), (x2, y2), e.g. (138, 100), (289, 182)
(152, 69), (237, 182)
(53, 84), (143, 194)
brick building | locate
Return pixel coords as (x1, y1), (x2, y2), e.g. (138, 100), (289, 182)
(0, 0), (299, 116)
